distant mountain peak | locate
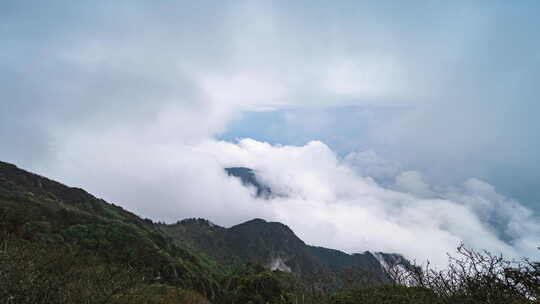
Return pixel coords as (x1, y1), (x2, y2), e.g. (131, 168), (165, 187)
(244, 217), (267, 223)
(225, 167), (272, 198)
(230, 218), (300, 242)
(178, 217), (218, 227)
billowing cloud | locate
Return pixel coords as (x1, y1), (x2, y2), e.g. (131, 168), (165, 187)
(393, 171), (435, 199)
(1, 1), (539, 267)
(344, 150), (402, 184)
(40, 131), (540, 266)
(201, 139), (540, 266)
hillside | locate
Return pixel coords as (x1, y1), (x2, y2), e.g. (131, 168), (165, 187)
(0, 161), (402, 291)
(1, 160), (538, 304)
(161, 218), (400, 289)
(0, 160), (222, 299)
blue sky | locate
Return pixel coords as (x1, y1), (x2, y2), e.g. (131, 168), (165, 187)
(1, 0), (540, 263)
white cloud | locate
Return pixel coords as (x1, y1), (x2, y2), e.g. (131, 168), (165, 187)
(322, 55), (407, 100)
(344, 150), (402, 182)
(3, 0), (540, 270)
(393, 171), (435, 198)
(36, 106), (540, 268)
(196, 139), (539, 266)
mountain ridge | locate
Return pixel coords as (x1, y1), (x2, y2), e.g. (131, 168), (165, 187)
(0, 160), (407, 297)
(225, 167), (273, 198)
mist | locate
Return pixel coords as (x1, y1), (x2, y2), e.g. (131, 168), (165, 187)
(2, 0), (539, 267)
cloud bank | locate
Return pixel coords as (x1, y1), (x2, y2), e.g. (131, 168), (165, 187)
(202, 139), (540, 266)
(2, 1), (540, 266)
(42, 131), (540, 267)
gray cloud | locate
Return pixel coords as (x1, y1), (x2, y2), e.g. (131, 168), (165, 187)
(1, 1), (539, 265)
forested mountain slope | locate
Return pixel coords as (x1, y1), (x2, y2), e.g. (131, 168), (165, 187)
(3, 160), (533, 303)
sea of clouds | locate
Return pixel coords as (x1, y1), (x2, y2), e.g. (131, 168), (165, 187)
(44, 130), (540, 267)
(2, 0), (540, 267)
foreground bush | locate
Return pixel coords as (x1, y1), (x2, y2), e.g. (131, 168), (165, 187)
(2, 233), (539, 304)
(221, 263), (298, 304)
(0, 237), (209, 304)
(331, 285), (440, 304)
(388, 244), (539, 304)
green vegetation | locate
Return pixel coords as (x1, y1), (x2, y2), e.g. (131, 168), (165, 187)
(221, 263), (298, 304)
(0, 236), (209, 304)
(0, 161), (220, 301)
(1, 160), (539, 303)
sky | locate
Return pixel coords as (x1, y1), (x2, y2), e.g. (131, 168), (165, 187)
(1, 0), (539, 266)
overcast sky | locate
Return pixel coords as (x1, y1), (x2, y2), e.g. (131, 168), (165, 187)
(1, 0), (539, 265)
